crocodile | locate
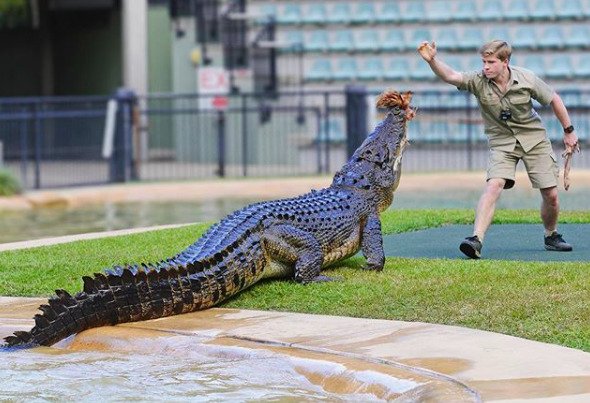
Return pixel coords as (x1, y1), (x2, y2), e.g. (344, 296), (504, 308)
(3, 90), (415, 349)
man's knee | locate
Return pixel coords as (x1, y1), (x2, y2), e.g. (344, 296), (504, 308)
(485, 178), (506, 196)
(541, 186), (559, 206)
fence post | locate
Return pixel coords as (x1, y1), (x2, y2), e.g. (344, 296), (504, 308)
(110, 88), (137, 183)
(345, 85), (368, 159)
(217, 110), (226, 177)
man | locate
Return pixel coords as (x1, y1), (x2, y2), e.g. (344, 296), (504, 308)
(417, 40), (579, 258)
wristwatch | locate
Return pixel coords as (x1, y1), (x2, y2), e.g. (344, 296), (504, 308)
(564, 125), (575, 134)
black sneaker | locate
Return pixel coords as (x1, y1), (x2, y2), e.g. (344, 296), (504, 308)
(544, 232), (573, 251)
(460, 236), (482, 259)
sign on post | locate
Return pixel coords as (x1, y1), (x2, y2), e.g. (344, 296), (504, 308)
(197, 67), (230, 111)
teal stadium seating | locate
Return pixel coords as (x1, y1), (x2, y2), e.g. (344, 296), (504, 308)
(376, 2), (401, 24)
(330, 30), (354, 52)
(327, 3), (351, 25)
(426, 0), (452, 22)
(524, 55), (546, 77)
(455, 0), (478, 22)
(565, 24), (590, 48)
(332, 58), (358, 81)
(357, 58), (384, 81)
(381, 29), (406, 52)
(383, 59), (410, 81)
(504, 0), (530, 21)
(401, 1), (425, 23)
(487, 26), (511, 42)
(460, 27), (485, 50)
(478, 0), (504, 21)
(436, 27), (459, 51)
(304, 4), (327, 25)
(355, 30), (381, 53)
(278, 4), (301, 25)
(306, 31), (329, 53)
(306, 59), (332, 81)
(512, 26), (537, 49)
(537, 25), (564, 49)
(350, 2), (376, 25)
(574, 55), (590, 78)
(556, 0), (585, 19)
(530, 0), (555, 20)
(546, 55), (574, 79)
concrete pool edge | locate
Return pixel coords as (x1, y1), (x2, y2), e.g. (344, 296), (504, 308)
(2, 299), (590, 402)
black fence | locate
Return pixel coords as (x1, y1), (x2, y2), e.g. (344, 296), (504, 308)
(0, 88), (588, 189)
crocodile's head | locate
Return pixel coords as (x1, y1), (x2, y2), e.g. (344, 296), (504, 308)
(332, 90), (414, 212)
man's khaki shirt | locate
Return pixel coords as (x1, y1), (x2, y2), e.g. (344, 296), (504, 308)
(458, 66), (555, 152)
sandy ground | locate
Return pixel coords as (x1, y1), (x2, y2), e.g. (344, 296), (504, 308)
(2, 170), (590, 212)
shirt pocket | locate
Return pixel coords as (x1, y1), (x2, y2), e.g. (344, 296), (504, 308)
(508, 94), (532, 122)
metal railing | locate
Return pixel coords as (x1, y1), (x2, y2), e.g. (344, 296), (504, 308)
(0, 88), (588, 189)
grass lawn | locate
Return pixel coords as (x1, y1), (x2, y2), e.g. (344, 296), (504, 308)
(0, 209), (589, 352)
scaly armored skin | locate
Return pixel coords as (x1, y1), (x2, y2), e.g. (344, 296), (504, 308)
(3, 90), (414, 349)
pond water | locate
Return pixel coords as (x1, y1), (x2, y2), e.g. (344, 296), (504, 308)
(1, 333), (423, 402)
(1, 187), (588, 245)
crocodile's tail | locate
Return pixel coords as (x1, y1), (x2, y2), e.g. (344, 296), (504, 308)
(3, 255), (262, 349)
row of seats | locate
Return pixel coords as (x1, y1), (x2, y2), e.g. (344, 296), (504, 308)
(280, 24), (590, 54)
(305, 55), (590, 82)
(254, 0), (590, 26)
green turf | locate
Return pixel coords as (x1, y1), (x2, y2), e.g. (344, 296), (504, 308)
(0, 209), (589, 352)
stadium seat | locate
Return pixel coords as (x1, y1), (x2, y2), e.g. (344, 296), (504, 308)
(357, 58), (384, 81)
(426, 0), (452, 22)
(410, 58), (436, 81)
(512, 26), (537, 49)
(478, 0), (504, 21)
(327, 3), (351, 24)
(306, 58), (333, 81)
(381, 29), (406, 52)
(564, 24), (590, 48)
(350, 2), (376, 25)
(411, 28), (433, 45)
(503, 0), (530, 20)
(573, 55), (590, 78)
(303, 4), (327, 25)
(436, 27), (458, 50)
(280, 31), (304, 53)
(445, 56), (464, 71)
(330, 30), (355, 52)
(537, 25), (564, 49)
(305, 30), (329, 53)
(523, 55), (546, 77)
(487, 26), (511, 42)
(332, 58), (358, 81)
(355, 30), (381, 53)
(459, 27), (485, 50)
(318, 119), (346, 142)
(257, 4), (277, 23)
(545, 55), (573, 79)
(383, 59), (410, 81)
(376, 2), (401, 23)
(466, 55), (483, 72)
(530, 0), (555, 20)
(556, 0), (585, 19)
(278, 4), (301, 25)
(454, 0), (478, 22)
(400, 1), (425, 23)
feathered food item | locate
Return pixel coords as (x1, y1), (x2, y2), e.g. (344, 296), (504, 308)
(562, 143), (580, 191)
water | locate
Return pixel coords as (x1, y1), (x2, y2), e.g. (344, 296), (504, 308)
(0, 188), (587, 244)
(0, 334), (420, 402)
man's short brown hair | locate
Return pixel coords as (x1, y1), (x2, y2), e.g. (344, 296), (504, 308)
(479, 40), (512, 62)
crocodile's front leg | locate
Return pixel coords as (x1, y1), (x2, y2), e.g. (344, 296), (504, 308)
(360, 212), (385, 271)
(262, 224), (328, 284)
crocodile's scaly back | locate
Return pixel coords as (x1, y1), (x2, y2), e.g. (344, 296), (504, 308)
(3, 90), (414, 349)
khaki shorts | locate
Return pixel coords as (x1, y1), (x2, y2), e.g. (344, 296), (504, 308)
(487, 140), (559, 189)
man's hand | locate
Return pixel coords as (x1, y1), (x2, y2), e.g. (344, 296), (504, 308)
(418, 41), (437, 63)
(564, 131), (579, 149)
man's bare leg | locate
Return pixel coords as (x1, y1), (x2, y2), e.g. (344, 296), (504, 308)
(473, 178), (506, 241)
(540, 186), (559, 235)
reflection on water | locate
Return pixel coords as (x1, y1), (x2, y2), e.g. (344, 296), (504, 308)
(0, 334), (419, 402)
(1, 187), (588, 244)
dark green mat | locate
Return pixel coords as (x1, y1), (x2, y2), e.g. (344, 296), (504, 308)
(382, 224), (589, 261)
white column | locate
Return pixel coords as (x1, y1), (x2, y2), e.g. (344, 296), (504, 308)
(121, 0), (148, 95)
